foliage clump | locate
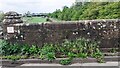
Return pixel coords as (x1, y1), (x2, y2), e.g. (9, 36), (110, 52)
(0, 38), (104, 64)
(49, 2), (120, 21)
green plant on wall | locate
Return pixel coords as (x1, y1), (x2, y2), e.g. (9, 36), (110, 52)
(21, 44), (30, 55)
(75, 38), (88, 54)
(46, 52), (56, 62)
(91, 48), (104, 63)
(77, 53), (88, 58)
(0, 38), (104, 64)
(29, 45), (39, 55)
(67, 52), (77, 58)
(40, 43), (56, 62)
(0, 40), (9, 55)
(0, 40), (21, 55)
(8, 43), (21, 55)
(59, 58), (72, 65)
(7, 55), (21, 61)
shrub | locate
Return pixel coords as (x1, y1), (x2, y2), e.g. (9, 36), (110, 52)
(46, 52), (56, 62)
(29, 45), (39, 55)
(40, 43), (56, 61)
(61, 38), (102, 58)
(8, 43), (21, 55)
(20, 44), (30, 55)
(59, 58), (72, 65)
(0, 40), (21, 55)
(0, 40), (8, 55)
(67, 52), (77, 58)
(1, 38), (104, 63)
(77, 53), (88, 58)
(0, 40), (40, 56)
(21, 44), (40, 56)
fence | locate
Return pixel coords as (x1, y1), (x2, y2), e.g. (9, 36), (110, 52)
(3, 19), (120, 48)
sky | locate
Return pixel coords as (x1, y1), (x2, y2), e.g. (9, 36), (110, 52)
(0, 0), (75, 14)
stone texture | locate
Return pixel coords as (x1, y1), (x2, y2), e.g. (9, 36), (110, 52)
(3, 19), (120, 48)
(2, 11), (23, 25)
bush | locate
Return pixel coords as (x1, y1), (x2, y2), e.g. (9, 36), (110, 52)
(49, 2), (120, 20)
(0, 40), (40, 56)
(0, 40), (8, 55)
(67, 52), (77, 58)
(0, 40), (21, 55)
(1, 38), (104, 63)
(29, 45), (40, 55)
(40, 43), (56, 61)
(20, 44), (30, 55)
(59, 58), (72, 65)
(77, 53), (87, 58)
(61, 38), (102, 58)
(46, 52), (56, 62)
(0, 11), (4, 22)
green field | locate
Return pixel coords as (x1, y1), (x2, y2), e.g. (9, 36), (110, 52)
(22, 17), (47, 23)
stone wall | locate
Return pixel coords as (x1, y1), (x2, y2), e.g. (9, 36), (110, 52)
(3, 19), (120, 48)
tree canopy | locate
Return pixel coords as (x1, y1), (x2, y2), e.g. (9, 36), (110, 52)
(49, 2), (120, 21)
(0, 11), (4, 23)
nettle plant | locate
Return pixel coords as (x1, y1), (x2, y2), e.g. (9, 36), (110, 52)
(0, 38), (104, 64)
(59, 38), (104, 63)
(61, 38), (102, 57)
(40, 43), (56, 62)
(0, 40), (40, 58)
(0, 40), (21, 56)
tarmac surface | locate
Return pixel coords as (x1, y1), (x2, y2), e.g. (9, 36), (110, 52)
(0, 61), (119, 68)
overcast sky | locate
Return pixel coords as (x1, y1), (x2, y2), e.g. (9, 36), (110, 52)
(0, 0), (75, 14)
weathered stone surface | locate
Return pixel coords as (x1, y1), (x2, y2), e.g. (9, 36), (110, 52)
(3, 18), (120, 48)
(2, 11), (23, 25)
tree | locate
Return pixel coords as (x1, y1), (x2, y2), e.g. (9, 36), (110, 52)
(0, 11), (4, 23)
(49, 2), (120, 21)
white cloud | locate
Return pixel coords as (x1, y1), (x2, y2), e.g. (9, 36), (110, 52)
(0, 0), (75, 13)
